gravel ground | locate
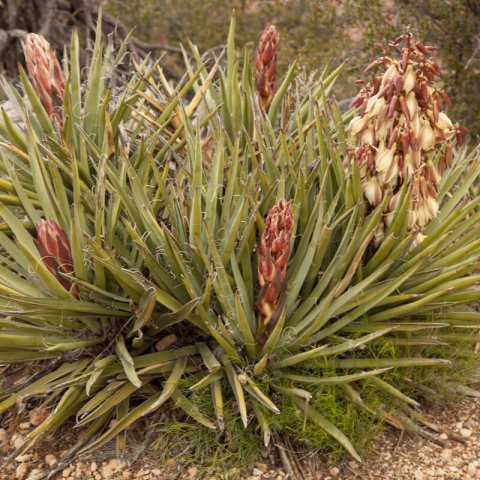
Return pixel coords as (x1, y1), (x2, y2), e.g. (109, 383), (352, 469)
(0, 396), (479, 480)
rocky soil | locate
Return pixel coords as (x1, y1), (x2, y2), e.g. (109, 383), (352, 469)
(0, 396), (479, 480)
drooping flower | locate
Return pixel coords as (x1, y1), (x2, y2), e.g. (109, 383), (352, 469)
(349, 32), (466, 245)
(256, 199), (294, 344)
(255, 25), (280, 110)
(23, 33), (65, 127)
(36, 219), (79, 298)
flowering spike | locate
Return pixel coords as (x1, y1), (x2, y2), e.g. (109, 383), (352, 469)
(23, 33), (65, 128)
(256, 199), (294, 344)
(349, 31), (464, 245)
(255, 25), (279, 110)
(36, 219), (79, 298)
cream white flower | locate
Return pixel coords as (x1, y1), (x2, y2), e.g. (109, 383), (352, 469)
(361, 126), (376, 145)
(375, 147), (395, 173)
(350, 116), (369, 136)
(436, 112), (454, 130)
(406, 92), (418, 120)
(403, 65), (416, 94)
(363, 176), (382, 206)
(418, 119), (435, 151)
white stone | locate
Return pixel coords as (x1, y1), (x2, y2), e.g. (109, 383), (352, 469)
(414, 471), (424, 480)
(187, 467), (198, 477)
(441, 449), (452, 461)
(45, 454), (57, 467)
(11, 434), (25, 450)
(29, 407), (49, 426)
(16, 454), (32, 463)
(255, 463), (268, 473)
(26, 469), (44, 480)
(15, 463), (29, 480)
(468, 463), (478, 476)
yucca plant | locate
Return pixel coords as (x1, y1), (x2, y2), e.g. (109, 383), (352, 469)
(0, 14), (479, 474)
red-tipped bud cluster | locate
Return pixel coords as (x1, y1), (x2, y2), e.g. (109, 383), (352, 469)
(349, 32), (466, 245)
(36, 219), (79, 298)
(255, 25), (279, 109)
(256, 199), (294, 343)
(23, 33), (65, 128)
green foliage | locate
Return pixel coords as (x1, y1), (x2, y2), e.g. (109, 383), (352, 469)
(0, 14), (479, 470)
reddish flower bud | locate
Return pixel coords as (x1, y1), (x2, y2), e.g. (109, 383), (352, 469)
(36, 219), (79, 298)
(256, 199), (294, 344)
(23, 33), (65, 127)
(255, 25), (279, 109)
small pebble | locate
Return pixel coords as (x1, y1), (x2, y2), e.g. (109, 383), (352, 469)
(28, 408), (49, 426)
(330, 466), (340, 477)
(15, 463), (29, 480)
(25, 469), (44, 480)
(187, 467), (198, 477)
(11, 434), (25, 450)
(45, 454), (57, 467)
(15, 454), (31, 463)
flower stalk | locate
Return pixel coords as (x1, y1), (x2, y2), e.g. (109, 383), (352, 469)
(23, 33), (65, 127)
(255, 25), (279, 110)
(349, 32), (465, 245)
(36, 219), (79, 298)
(256, 199), (294, 344)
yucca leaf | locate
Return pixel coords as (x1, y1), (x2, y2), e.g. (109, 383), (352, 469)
(244, 375), (280, 414)
(79, 357), (187, 454)
(190, 371), (223, 391)
(78, 381), (137, 427)
(323, 358), (451, 369)
(211, 379), (225, 430)
(221, 354), (248, 428)
(115, 336), (142, 388)
(252, 403), (272, 447)
(282, 368), (391, 385)
(171, 390), (216, 430)
(290, 396), (361, 462)
(197, 342), (221, 373)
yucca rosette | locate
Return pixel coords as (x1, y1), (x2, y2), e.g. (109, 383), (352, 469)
(350, 33), (466, 245)
(255, 25), (279, 109)
(256, 199), (294, 344)
(36, 219), (79, 298)
(23, 33), (65, 127)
